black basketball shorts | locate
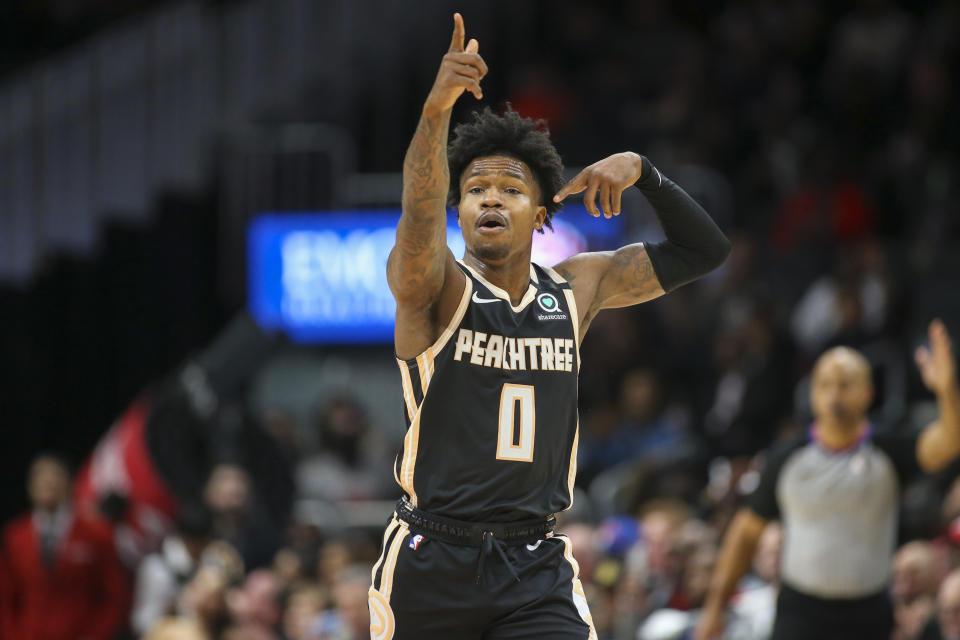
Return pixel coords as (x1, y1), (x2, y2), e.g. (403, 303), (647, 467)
(367, 511), (597, 639)
(771, 583), (894, 640)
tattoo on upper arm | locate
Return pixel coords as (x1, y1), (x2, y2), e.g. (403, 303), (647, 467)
(600, 244), (663, 307)
(555, 267), (577, 287)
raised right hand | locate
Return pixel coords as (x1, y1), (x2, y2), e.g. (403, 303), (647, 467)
(424, 13), (488, 114)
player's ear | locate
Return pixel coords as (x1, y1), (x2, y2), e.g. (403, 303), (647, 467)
(535, 205), (547, 231)
(457, 208), (462, 228)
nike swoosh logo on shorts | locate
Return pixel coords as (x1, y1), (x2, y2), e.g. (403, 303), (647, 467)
(472, 292), (500, 304)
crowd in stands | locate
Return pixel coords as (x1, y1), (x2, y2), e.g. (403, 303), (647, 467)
(3, 0), (960, 639)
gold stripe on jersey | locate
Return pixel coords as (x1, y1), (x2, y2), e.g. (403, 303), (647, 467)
(430, 276), (473, 357)
(558, 535), (598, 640)
(564, 419), (580, 510)
(400, 412), (421, 506)
(398, 363), (417, 423)
(380, 521), (410, 602)
(370, 515), (400, 588)
(416, 352), (430, 396)
(562, 289), (581, 353)
(458, 260), (538, 312)
(540, 264), (583, 511)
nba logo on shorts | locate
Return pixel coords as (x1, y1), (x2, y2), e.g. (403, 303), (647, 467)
(409, 534), (425, 550)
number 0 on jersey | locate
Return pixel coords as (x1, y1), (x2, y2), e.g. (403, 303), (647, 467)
(497, 384), (535, 462)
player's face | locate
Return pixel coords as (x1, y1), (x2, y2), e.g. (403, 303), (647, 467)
(810, 348), (873, 429)
(458, 156), (547, 264)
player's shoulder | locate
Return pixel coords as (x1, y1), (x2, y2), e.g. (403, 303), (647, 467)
(550, 251), (610, 284)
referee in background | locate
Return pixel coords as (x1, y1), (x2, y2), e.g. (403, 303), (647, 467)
(696, 319), (960, 640)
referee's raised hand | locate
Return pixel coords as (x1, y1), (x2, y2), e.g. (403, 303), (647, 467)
(424, 13), (488, 114)
(916, 319), (958, 396)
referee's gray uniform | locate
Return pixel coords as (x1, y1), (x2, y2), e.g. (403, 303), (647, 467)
(746, 427), (918, 640)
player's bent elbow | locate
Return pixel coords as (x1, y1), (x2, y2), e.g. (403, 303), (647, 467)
(710, 234), (733, 268)
(696, 233), (732, 274)
(390, 282), (443, 311)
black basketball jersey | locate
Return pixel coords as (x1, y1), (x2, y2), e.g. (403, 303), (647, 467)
(394, 260), (581, 522)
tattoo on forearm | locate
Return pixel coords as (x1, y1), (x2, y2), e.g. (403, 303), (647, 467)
(392, 109), (454, 298)
(402, 111), (451, 205)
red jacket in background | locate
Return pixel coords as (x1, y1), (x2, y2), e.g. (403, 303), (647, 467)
(2, 510), (131, 640)
(0, 548), (15, 640)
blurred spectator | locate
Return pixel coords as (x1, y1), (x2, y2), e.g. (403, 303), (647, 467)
(131, 504), (215, 636)
(227, 569), (283, 640)
(731, 523), (781, 640)
(176, 565), (230, 639)
(922, 568), (960, 640)
(296, 396), (396, 501)
(149, 541), (243, 639)
(2, 453), (130, 640)
(704, 304), (795, 455)
(893, 541), (942, 640)
(311, 565), (371, 640)
(790, 241), (890, 355)
(205, 463), (285, 572)
(894, 541), (942, 606)
(316, 539), (353, 587)
(282, 582), (327, 640)
(580, 368), (696, 484)
(143, 617), (209, 640)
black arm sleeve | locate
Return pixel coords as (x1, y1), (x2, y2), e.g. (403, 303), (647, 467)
(634, 156), (732, 292)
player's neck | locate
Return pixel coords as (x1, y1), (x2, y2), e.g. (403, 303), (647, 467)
(463, 252), (531, 305)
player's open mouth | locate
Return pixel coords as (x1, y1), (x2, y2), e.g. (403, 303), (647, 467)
(477, 212), (507, 232)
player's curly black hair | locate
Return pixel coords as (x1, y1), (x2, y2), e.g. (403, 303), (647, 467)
(447, 106), (565, 232)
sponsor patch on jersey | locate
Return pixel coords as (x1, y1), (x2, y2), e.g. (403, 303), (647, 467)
(536, 292), (567, 320)
(408, 534), (425, 550)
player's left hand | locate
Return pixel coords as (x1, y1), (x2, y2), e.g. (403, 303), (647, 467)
(552, 151), (643, 218)
(916, 319), (959, 396)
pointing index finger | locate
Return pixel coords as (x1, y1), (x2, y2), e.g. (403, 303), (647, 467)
(553, 171), (587, 202)
(449, 13), (465, 52)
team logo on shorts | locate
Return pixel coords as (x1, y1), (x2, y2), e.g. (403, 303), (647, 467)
(537, 293), (559, 312)
(409, 534), (425, 550)
(368, 588), (395, 640)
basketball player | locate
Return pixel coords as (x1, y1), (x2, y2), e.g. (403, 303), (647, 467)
(695, 320), (960, 640)
(369, 13), (731, 640)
